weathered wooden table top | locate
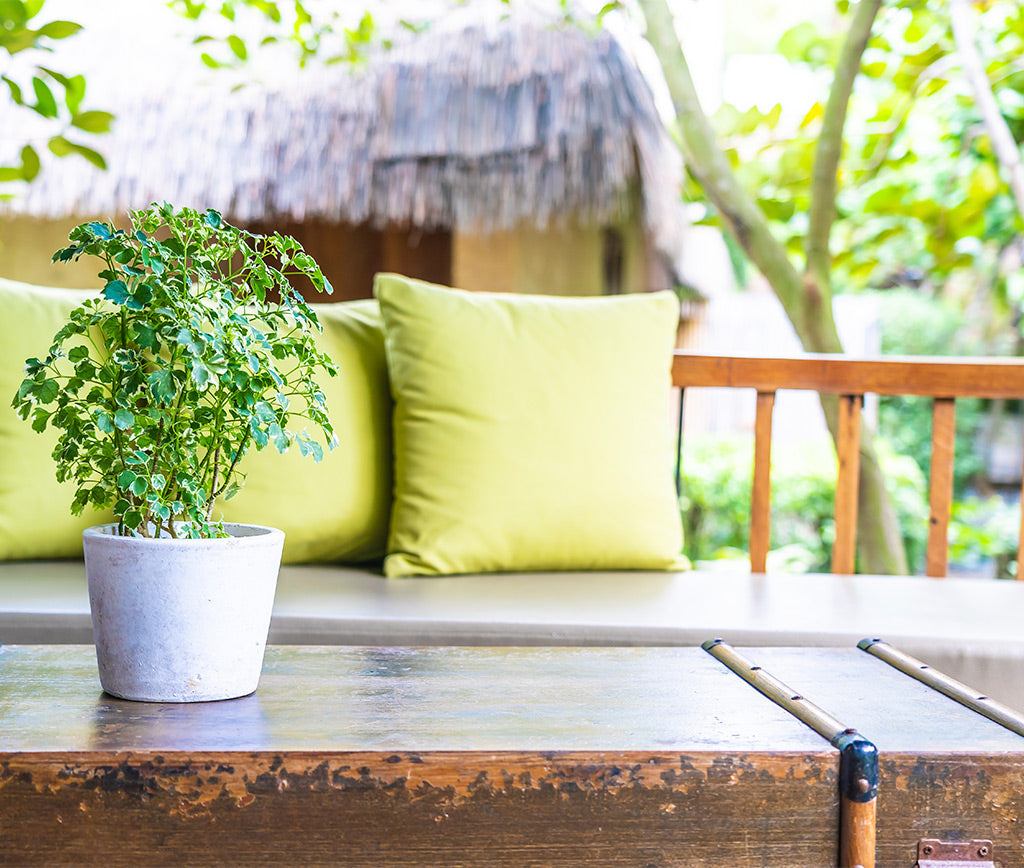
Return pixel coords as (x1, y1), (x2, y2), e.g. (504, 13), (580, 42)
(1, 644), (1018, 753)
(2, 645), (1021, 868)
(1, 644), (834, 754)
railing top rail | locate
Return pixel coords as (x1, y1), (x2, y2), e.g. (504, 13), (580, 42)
(672, 352), (1024, 399)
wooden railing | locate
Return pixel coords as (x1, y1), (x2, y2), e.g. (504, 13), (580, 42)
(672, 352), (1024, 578)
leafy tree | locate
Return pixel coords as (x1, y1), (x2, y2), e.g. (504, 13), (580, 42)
(637, 0), (1024, 572)
(0, 0), (112, 189)
(639, 0), (911, 574)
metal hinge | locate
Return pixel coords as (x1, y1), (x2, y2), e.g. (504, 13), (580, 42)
(916, 839), (994, 867)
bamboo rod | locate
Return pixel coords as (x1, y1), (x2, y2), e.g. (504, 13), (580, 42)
(859, 638), (1024, 736)
(703, 640), (877, 868)
(702, 639), (847, 740)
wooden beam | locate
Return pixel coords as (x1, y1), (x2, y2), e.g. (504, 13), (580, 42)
(751, 391), (775, 573)
(832, 395), (862, 575)
(926, 399), (956, 578)
(672, 353), (1024, 399)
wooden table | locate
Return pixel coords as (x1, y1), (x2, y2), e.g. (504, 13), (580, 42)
(1, 644), (1022, 867)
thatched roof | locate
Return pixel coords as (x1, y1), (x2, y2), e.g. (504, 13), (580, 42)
(2, 8), (682, 242)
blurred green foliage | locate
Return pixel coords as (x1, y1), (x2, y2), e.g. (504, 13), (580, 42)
(679, 434), (929, 573)
(0, 0), (110, 190)
(699, 0), (1024, 322)
(679, 294), (1022, 577)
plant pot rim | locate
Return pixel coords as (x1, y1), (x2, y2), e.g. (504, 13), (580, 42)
(84, 522), (284, 549)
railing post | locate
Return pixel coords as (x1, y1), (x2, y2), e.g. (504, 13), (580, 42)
(1018, 446), (1024, 581)
(927, 398), (956, 578)
(832, 395), (863, 575)
(751, 391), (775, 573)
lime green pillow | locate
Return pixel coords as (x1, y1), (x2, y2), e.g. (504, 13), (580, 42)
(375, 274), (683, 577)
(220, 299), (392, 563)
(0, 278), (114, 559)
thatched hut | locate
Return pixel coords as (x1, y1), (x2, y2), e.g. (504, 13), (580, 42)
(0, 7), (685, 301)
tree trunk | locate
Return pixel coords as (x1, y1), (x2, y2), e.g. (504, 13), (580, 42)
(639, 0), (908, 574)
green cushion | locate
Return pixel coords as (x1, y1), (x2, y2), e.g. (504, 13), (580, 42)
(220, 299), (392, 563)
(374, 273), (683, 577)
(0, 278), (113, 559)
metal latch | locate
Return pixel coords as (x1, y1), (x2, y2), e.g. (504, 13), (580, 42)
(916, 839), (994, 867)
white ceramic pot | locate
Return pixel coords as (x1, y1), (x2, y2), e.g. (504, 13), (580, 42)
(83, 523), (284, 703)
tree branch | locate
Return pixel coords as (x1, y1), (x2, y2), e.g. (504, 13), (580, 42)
(805, 0), (884, 291)
(637, 0), (843, 352)
(950, 0), (1024, 219)
(637, 0), (908, 574)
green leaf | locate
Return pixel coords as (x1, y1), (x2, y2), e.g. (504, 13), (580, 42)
(113, 408), (134, 430)
(37, 379), (59, 403)
(148, 369), (177, 403)
(123, 509), (144, 530)
(253, 400), (277, 423)
(36, 20), (82, 39)
(227, 34), (247, 60)
(191, 357), (211, 387)
(131, 323), (159, 351)
(63, 74), (85, 114)
(94, 411), (114, 434)
(297, 436), (323, 462)
(31, 76), (58, 118)
(70, 110), (114, 134)
(19, 144), (39, 181)
(117, 469), (136, 489)
(102, 279), (129, 304)
(268, 421), (287, 451)
(2, 76), (24, 106)
(52, 138), (106, 169)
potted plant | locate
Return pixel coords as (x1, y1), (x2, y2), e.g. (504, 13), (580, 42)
(12, 202), (337, 702)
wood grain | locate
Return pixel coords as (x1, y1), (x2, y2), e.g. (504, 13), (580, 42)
(926, 398), (956, 578)
(751, 391), (775, 573)
(0, 645), (840, 867)
(671, 353), (1024, 574)
(833, 394), (863, 576)
(672, 352), (1024, 399)
(839, 795), (876, 868)
(0, 749), (839, 867)
(734, 647), (1024, 868)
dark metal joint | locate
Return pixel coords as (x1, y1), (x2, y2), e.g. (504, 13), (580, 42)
(833, 730), (878, 803)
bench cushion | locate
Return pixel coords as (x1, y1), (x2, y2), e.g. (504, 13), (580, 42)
(0, 279), (113, 560)
(375, 274), (683, 576)
(220, 299), (392, 563)
(3, 560), (1023, 710)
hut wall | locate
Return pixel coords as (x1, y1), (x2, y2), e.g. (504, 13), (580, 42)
(0, 217), (102, 289)
(453, 220), (619, 297)
(244, 219), (452, 302)
(620, 214), (651, 295)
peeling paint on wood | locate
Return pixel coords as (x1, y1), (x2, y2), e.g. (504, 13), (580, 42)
(1, 750), (838, 867)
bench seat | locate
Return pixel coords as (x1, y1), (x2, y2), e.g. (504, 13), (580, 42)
(3, 560), (1023, 708)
